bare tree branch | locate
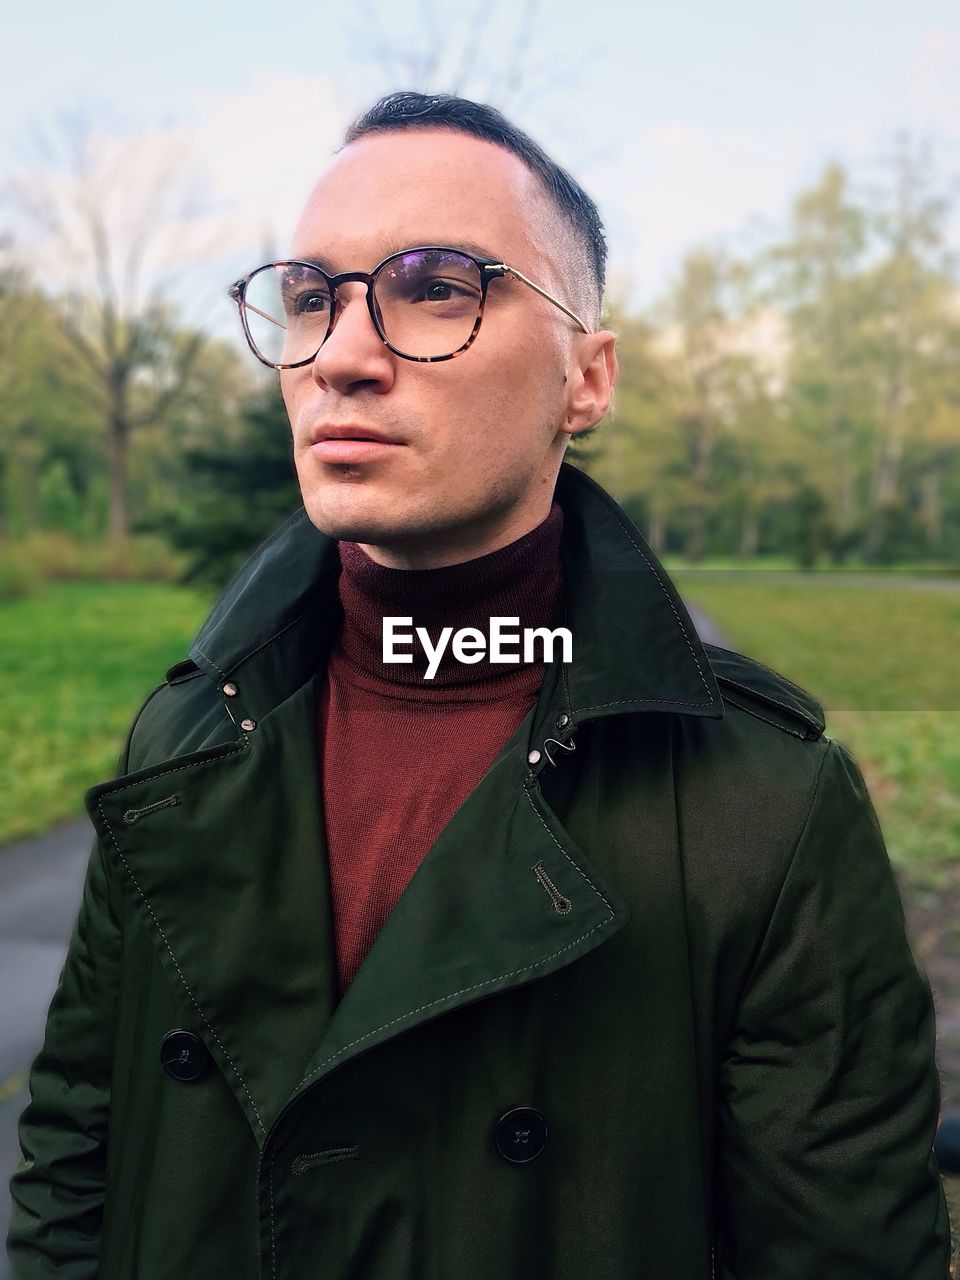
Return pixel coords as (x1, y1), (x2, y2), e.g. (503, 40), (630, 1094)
(3, 109), (211, 540)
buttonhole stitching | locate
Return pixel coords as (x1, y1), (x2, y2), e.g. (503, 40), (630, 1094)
(532, 860), (573, 914)
(291, 1145), (360, 1175)
(123, 794), (181, 824)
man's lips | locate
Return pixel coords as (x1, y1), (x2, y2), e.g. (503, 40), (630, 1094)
(307, 425), (406, 461)
(311, 438), (402, 461)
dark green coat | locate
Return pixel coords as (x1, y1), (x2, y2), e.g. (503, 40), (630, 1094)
(8, 462), (951, 1278)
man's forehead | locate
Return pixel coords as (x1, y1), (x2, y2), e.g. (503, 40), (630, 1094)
(289, 130), (549, 268)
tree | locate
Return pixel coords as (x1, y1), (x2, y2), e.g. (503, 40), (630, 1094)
(650, 246), (770, 562)
(764, 162), (872, 556)
(344, 0), (604, 115)
(857, 134), (960, 560)
(155, 384), (303, 589)
(4, 113), (213, 543)
(0, 256), (100, 536)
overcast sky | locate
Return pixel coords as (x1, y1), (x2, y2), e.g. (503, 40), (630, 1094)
(3, 0), (960, 325)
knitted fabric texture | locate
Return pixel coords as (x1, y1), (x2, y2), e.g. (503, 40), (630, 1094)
(318, 500), (565, 997)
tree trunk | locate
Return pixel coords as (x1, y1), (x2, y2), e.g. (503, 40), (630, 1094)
(685, 416), (711, 563)
(108, 410), (129, 544)
(649, 502), (666, 556)
(862, 371), (907, 561)
(18, 430), (42, 534)
(919, 468), (941, 550)
(835, 415), (857, 537)
(739, 511), (758, 558)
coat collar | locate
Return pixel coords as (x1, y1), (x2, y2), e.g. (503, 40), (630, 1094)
(186, 460), (723, 729)
(86, 462), (722, 1152)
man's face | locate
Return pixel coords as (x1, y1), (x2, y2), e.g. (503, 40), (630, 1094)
(281, 128), (616, 568)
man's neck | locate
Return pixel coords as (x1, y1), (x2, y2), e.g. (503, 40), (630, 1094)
(332, 498), (566, 688)
(354, 493), (558, 571)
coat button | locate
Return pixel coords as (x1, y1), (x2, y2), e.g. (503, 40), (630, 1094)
(160, 1029), (210, 1082)
(493, 1106), (549, 1164)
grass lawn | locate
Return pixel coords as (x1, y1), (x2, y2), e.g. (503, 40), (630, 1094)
(673, 571), (960, 884)
(2, 573), (958, 874)
(1, 581), (214, 843)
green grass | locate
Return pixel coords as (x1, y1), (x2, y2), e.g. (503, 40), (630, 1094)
(663, 554), (960, 573)
(2, 575), (958, 882)
(674, 571), (960, 882)
(1, 582), (213, 843)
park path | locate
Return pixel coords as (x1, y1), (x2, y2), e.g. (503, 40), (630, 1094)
(0, 815), (93, 1273)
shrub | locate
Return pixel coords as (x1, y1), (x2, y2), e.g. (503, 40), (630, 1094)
(0, 547), (39, 601)
(0, 533), (187, 597)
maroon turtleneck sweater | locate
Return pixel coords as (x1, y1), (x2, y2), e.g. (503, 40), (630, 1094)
(317, 500), (565, 998)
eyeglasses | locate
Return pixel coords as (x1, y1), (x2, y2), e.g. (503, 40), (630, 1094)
(227, 244), (591, 369)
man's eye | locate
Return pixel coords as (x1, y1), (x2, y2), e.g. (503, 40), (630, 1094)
(414, 278), (475, 302)
(297, 292), (330, 313)
(284, 291), (330, 315)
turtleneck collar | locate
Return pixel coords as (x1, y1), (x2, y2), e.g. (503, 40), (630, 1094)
(332, 500), (565, 693)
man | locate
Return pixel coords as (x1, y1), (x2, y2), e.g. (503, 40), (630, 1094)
(7, 91), (951, 1279)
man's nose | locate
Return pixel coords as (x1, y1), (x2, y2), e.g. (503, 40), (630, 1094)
(309, 280), (395, 392)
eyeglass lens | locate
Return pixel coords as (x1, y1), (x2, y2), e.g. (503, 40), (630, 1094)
(241, 249), (483, 364)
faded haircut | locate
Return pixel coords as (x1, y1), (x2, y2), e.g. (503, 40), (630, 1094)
(339, 90), (606, 332)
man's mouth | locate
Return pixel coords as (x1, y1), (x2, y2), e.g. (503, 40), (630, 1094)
(311, 423), (401, 444)
(310, 431), (404, 462)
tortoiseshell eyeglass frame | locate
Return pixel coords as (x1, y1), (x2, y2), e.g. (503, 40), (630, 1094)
(226, 244), (592, 369)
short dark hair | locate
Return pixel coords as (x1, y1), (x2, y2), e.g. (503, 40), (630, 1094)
(340, 91), (606, 330)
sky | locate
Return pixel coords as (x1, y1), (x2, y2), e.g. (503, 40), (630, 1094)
(3, 0), (960, 333)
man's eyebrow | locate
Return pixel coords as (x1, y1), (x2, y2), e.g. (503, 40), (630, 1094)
(291, 238), (503, 272)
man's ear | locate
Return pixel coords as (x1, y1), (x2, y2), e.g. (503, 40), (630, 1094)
(561, 331), (619, 439)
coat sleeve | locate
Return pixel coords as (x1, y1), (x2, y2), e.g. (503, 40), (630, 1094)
(715, 736), (952, 1279)
(6, 825), (123, 1278)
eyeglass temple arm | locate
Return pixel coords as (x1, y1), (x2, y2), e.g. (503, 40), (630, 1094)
(488, 265), (591, 334)
(228, 283), (284, 329)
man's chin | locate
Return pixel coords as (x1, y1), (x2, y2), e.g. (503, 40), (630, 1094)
(302, 498), (410, 547)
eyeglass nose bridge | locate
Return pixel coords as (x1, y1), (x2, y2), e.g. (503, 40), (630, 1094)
(317, 268), (386, 348)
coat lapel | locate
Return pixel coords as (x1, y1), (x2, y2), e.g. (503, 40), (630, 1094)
(87, 660), (632, 1144)
(290, 705), (632, 1106)
(85, 460), (723, 1146)
(88, 669), (335, 1141)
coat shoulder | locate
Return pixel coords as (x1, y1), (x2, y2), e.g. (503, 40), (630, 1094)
(704, 643), (825, 742)
(120, 658), (229, 773)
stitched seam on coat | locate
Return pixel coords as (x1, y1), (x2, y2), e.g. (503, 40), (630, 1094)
(270, 1152), (277, 1280)
(291, 1146), (360, 1174)
(575, 480), (714, 704)
(192, 638), (227, 679)
(96, 794), (265, 1134)
(719, 693), (805, 741)
(522, 783), (617, 913)
(569, 694), (715, 715)
(708, 643), (823, 706)
(293, 919), (617, 1092)
(727, 742), (832, 1016)
(122, 682), (168, 773)
(95, 738), (250, 795)
(229, 600), (333, 678)
(717, 674), (821, 733)
(123, 794), (181, 823)
(192, 507), (312, 678)
(532, 861), (573, 913)
(199, 509), (308, 637)
(291, 788), (618, 1093)
(561, 658), (574, 719)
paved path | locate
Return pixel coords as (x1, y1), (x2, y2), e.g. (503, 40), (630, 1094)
(0, 816), (93, 1274)
(0, 605), (729, 1270)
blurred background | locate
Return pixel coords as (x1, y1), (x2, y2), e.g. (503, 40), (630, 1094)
(1, 0), (959, 1267)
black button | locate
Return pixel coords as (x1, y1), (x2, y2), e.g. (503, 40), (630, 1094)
(160, 1029), (210, 1082)
(493, 1106), (549, 1164)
